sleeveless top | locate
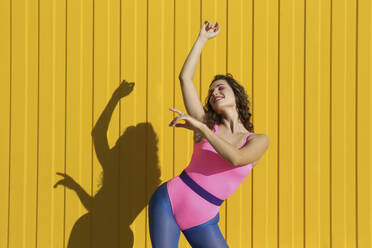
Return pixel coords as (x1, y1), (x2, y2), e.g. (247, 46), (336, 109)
(166, 123), (254, 230)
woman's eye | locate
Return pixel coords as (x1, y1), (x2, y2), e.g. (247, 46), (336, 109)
(218, 86), (225, 90)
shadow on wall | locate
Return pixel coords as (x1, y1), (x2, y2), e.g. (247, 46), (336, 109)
(54, 80), (162, 247)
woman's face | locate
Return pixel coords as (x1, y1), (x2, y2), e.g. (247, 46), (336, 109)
(208, 79), (236, 112)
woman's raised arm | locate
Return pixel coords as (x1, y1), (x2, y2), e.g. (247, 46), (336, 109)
(178, 21), (220, 122)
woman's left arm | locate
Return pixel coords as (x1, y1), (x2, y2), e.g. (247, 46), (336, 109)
(199, 124), (270, 166)
(235, 133), (270, 166)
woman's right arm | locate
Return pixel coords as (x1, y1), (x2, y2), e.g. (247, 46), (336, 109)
(178, 21), (220, 122)
(178, 35), (208, 81)
(178, 36), (208, 122)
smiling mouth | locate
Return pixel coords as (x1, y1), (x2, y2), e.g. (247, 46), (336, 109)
(214, 97), (224, 103)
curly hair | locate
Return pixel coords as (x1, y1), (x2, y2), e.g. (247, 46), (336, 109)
(202, 73), (254, 133)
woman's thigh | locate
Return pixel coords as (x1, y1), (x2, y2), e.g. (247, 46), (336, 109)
(182, 213), (229, 248)
(148, 182), (181, 248)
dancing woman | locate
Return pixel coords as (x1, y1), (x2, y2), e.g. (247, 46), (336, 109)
(148, 20), (270, 247)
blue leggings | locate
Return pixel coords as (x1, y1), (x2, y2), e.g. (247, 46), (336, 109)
(148, 182), (229, 248)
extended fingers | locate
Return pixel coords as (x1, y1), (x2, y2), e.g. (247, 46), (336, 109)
(204, 21), (219, 31)
(169, 115), (187, 126)
(169, 108), (184, 126)
(169, 108), (184, 115)
(207, 23), (214, 31)
(204, 20), (215, 31)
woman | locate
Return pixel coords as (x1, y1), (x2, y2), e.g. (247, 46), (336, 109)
(148, 20), (270, 247)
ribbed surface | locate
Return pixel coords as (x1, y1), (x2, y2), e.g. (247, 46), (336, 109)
(0, 0), (371, 247)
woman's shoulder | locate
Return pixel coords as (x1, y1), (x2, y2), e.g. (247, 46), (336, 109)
(193, 124), (215, 144)
(247, 132), (268, 142)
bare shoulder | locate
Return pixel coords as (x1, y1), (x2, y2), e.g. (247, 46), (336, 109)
(247, 133), (269, 142)
(246, 133), (270, 168)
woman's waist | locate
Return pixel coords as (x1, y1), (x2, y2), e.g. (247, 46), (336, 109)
(168, 170), (240, 201)
(167, 176), (221, 210)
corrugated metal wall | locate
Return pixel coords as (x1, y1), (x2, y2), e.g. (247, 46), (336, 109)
(0, 0), (371, 247)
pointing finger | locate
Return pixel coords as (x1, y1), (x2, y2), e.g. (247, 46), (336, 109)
(169, 108), (184, 115)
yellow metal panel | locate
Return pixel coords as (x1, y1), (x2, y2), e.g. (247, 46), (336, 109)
(8, 0), (39, 247)
(0, 0), (11, 247)
(49, 0), (68, 246)
(252, 0), (279, 247)
(279, 0), (305, 247)
(38, 0), (78, 247)
(39, 0), (56, 246)
(305, 0), (332, 247)
(357, 1), (372, 247)
(331, 0), (357, 247)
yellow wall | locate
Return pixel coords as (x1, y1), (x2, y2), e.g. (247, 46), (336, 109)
(0, 0), (371, 247)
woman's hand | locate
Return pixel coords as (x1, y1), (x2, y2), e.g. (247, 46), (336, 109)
(198, 20), (221, 40)
(169, 108), (204, 132)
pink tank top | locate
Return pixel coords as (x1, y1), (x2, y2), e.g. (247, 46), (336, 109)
(167, 123), (254, 230)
